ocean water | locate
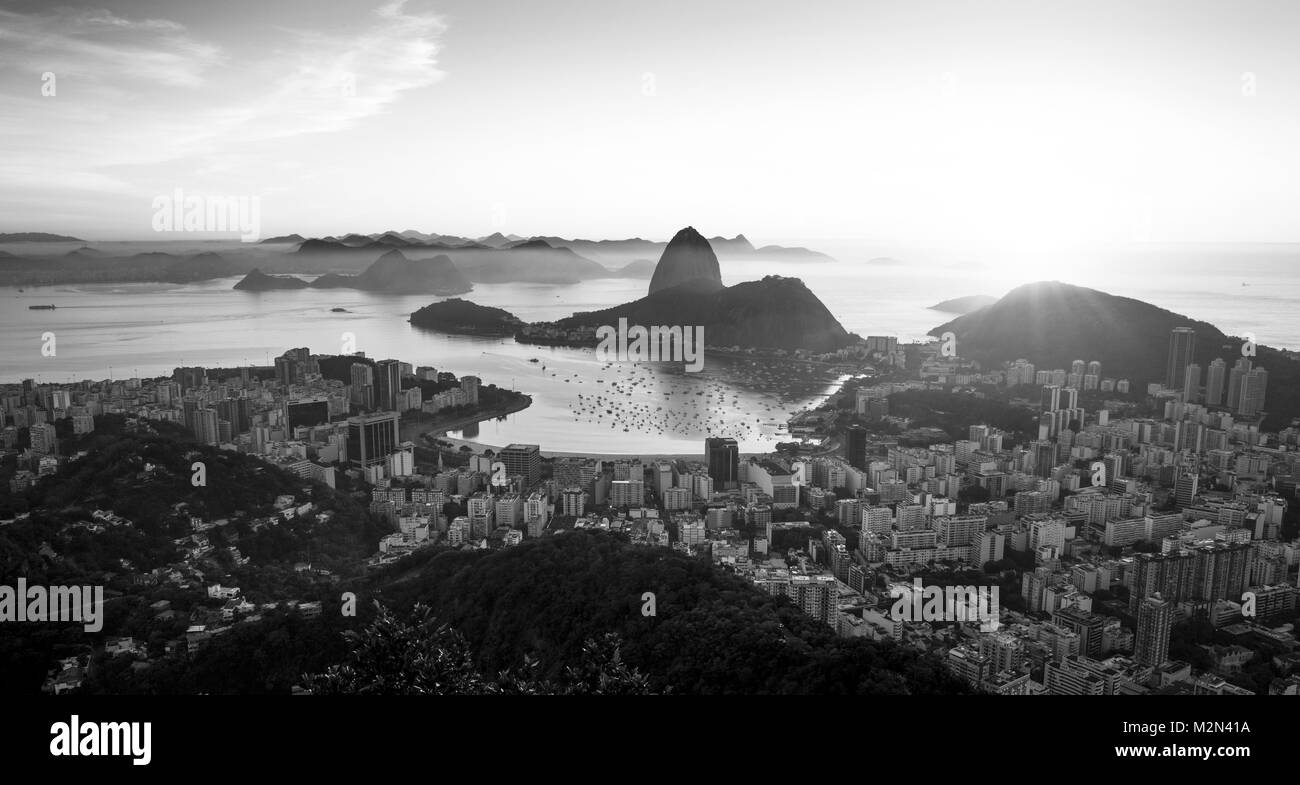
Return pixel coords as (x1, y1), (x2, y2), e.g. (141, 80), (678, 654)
(2, 241), (1297, 454)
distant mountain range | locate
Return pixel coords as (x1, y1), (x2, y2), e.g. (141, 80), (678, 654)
(929, 281), (1300, 429)
(0, 250), (242, 286)
(0, 228), (832, 287)
(234, 250), (471, 295)
(0, 232), (83, 242)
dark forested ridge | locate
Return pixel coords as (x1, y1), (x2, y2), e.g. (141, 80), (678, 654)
(351, 531), (967, 695)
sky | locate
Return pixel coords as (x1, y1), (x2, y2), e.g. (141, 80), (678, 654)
(1, 0), (1298, 250)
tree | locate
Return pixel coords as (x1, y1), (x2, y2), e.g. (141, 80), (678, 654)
(303, 603), (661, 695)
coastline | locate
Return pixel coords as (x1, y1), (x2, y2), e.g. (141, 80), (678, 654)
(400, 393), (533, 444)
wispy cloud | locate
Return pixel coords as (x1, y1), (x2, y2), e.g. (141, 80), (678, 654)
(0, 1), (446, 222)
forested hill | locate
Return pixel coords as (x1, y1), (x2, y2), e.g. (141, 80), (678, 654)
(355, 530), (967, 695)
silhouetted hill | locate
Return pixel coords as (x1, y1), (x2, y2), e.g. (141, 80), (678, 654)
(442, 244), (608, 285)
(560, 274), (852, 352)
(355, 250), (472, 294)
(233, 268), (309, 290)
(358, 530), (967, 694)
(259, 233), (305, 244)
(708, 234), (756, 255)
(164, 252), (240, 283)
(612, 258), (656, 278)
(295, 238), (363, 255)
(375, 232), (411, 246)
(409, 298), (523, 335)
(648, 226), (724, 295)
(929, 294), (997, 314)
(754, 244), (834, 261)
(0, 232), (82, 242)
(477, 232), (511, 248)
(929, 281), (1300, 428)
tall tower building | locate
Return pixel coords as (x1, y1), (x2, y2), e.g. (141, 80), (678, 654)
(1227, 358), (1250, 411)
(1135, 595), (1173, 667)
(347, 411), (400, 469)
(1166, 328), (1196, 390)
(374, 359), (402, 412)
(1183, 363), (1201, 403)
(460, 375), (481, 406)
(350, 363), (374, 409)
(1238, 367), (1268, 416)
(1205, 358), (1226, 406)
(706, 437), (739, 489)
(845, 425), (867, 469)
(1175, 472), (1199, 509)
(499, 443), (541, 488)
(1040, 384), (1061, 413)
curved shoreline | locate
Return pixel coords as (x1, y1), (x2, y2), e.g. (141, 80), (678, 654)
(400, 394), (533, 444)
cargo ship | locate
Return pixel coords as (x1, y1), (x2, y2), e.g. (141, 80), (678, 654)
(28, 304), (55, 310)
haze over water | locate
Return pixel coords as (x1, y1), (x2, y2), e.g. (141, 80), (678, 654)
(3, 242), (1297, 455)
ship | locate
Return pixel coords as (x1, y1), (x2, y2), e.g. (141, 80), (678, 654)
(28, 304), (55, 310)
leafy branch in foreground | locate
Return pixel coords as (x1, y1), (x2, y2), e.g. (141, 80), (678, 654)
(302, 603), (664, 695)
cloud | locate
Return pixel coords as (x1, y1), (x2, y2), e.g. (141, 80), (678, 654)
(0, 7), (222, 87)
(0, 2), (446, 217)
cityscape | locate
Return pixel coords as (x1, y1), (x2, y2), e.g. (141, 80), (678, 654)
(3, 308), (1296, 698)
(3, 6), (1300, 768)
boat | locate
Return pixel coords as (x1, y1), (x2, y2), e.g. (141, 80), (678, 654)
(28, 304), (55, 310)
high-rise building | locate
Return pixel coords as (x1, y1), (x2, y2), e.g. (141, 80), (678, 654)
(1166, 328), (1196, 390)
(374, 359), (402, 412)
(1238, 367), (1268, 416)
(285, 397), (330, 429)
(1227, 358), (1250, 411)
(215, 397), (252, 435)
(1205, 358), (1226, 406)
(347, 411), (399, 469)
(193, 407), (220, 445)
(706, 437), (739, 489)
(1135, 595), (1173, 667)
(560, 487), (587, 517)
(790, 574), (839, 628)
(29, 422), (59, 456)
(1183, 363), (1201, 403)
(1052, 606), (1104, 659)
(275, 355), (298, 388)
(499, 443), (541, 488)
(1040, 384), (1060, 412)
(1175, 472), (1198, 509)
(173, 366), (207, 391)
(460, 375), (480, 406)
(350, 363), (374, 409)
(845, 425), (867, 470)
